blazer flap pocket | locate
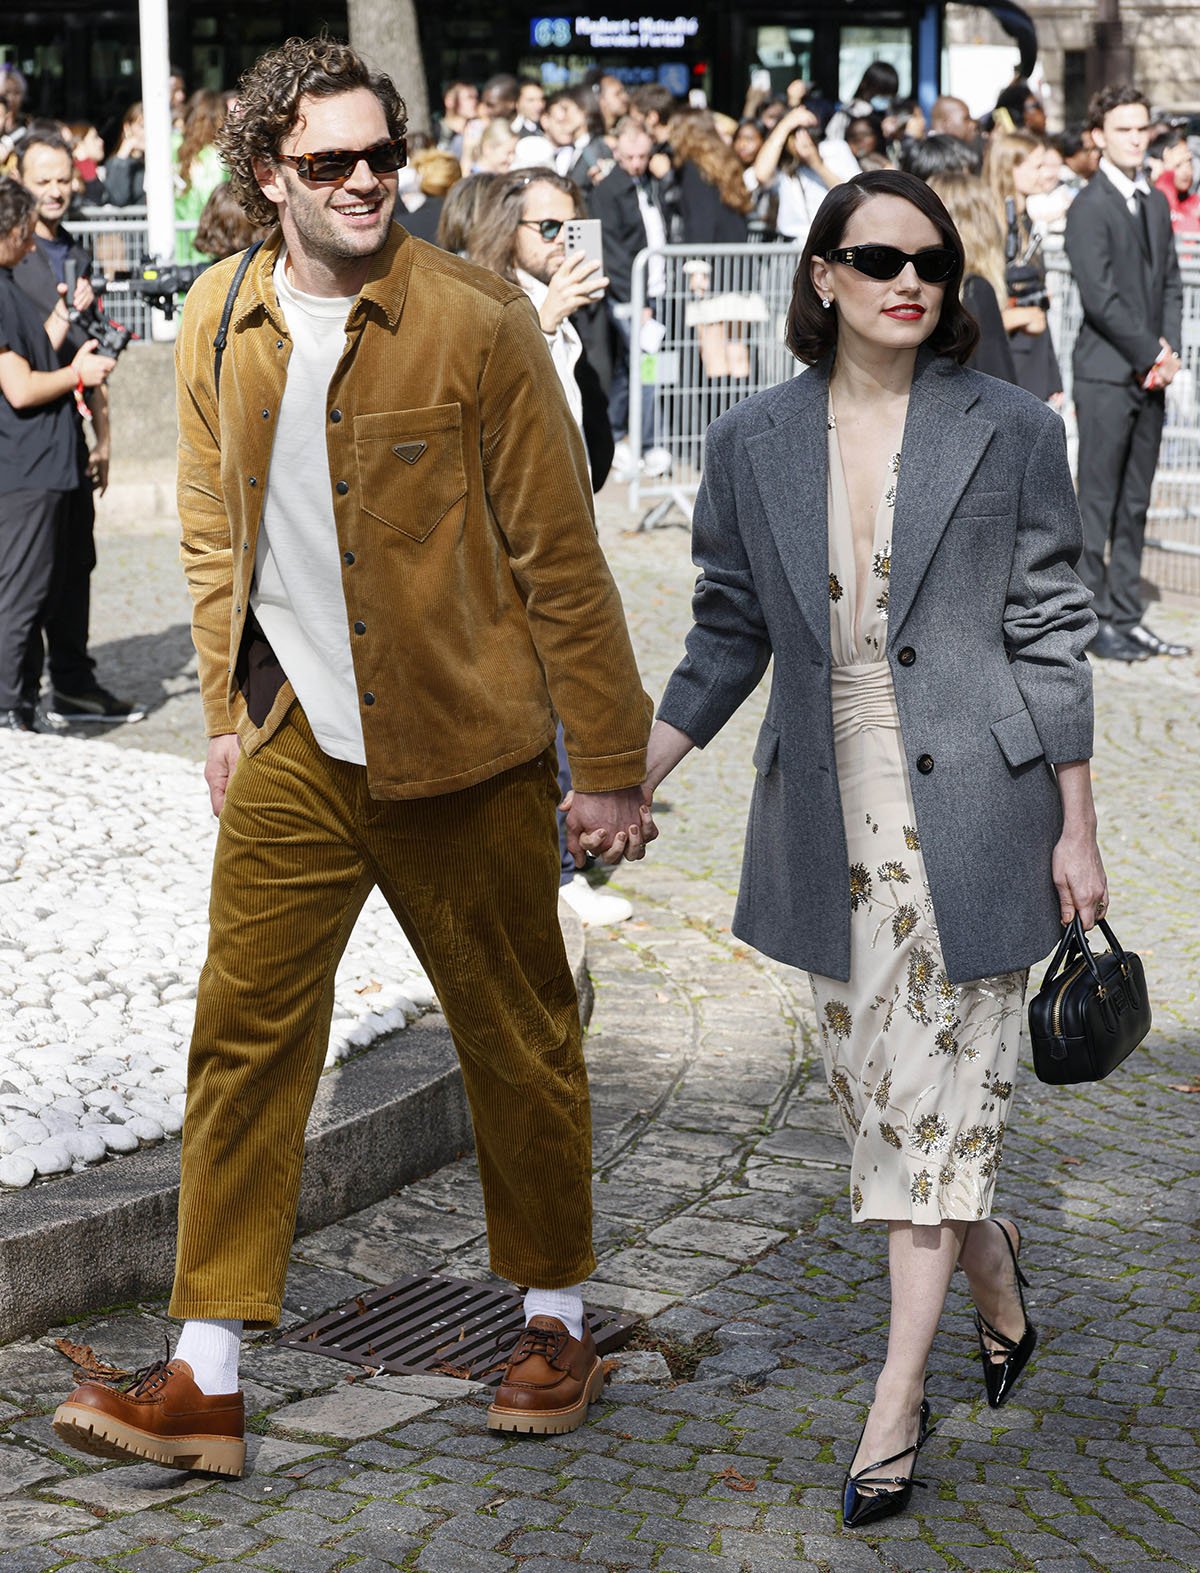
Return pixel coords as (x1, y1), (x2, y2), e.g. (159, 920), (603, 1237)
(956, 489), (1008, 519)
(355, 404), (467, 542)
(753, 719), (780, 775)
(991, 706), (1044, 768)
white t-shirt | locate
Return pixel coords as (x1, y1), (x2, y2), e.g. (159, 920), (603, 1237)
(516, 267), (584, 433)
(251, 254), (365, 764)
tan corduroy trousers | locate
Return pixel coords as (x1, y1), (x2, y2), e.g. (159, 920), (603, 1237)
(169, 706), (594, 1328)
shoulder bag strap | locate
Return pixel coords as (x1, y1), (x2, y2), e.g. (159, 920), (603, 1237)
(213, 238), (265, 399)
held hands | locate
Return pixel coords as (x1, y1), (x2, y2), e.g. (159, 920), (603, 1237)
(560, 786), (658, 867)
(538, 252), (609, 335)
(1052, 825), (1108, 931)
(72, 339), (115, 388)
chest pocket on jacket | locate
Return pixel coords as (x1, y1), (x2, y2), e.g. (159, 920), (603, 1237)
(354, 404), (467, 542)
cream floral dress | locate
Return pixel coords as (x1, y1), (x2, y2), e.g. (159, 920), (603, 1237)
(810, 404), (1028, 1226)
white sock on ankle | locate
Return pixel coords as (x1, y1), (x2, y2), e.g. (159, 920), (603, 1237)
(174, 1318), (243, 1395)
(524, 1285), (585, 1341)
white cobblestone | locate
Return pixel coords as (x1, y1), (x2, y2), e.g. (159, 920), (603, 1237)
(0, 730), (433, 1190)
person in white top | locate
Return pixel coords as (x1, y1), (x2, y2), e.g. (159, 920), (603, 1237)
(747, 103), (860, 245)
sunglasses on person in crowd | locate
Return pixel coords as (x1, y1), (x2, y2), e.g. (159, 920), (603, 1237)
(518, 218), (568, 240)
(276, 136), (408, 184)
(824, 244), (958, 283)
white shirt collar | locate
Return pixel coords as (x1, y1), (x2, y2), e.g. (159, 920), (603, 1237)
(1100, 156), (1150, 204)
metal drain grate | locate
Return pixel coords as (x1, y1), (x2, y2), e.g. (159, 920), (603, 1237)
(277, 1273), (639, 1385)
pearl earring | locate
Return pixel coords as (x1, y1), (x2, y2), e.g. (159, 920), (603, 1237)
(821, 297), (832, 310)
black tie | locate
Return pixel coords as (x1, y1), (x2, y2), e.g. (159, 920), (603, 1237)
(1134, 189), (1154, 261)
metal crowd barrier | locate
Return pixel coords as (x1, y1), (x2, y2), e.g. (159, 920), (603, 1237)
(628, 239), (1200, 598)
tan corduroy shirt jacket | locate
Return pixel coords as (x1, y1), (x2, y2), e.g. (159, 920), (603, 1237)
(176, 224), (652, 799)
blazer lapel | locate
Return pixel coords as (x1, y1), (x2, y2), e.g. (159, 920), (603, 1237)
(745, 368), (831, 655)
(887, 357), (995, 643)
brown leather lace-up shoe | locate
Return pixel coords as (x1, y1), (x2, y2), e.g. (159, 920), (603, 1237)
(53, 1357), (245, 1477)
(487, 1314), (606, 1435)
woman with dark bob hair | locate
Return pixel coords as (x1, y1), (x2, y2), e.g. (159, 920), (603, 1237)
(640, 171), (1105, 1524)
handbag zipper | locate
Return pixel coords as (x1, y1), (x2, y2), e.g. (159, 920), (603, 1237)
(1051, 958), (1088, 1036)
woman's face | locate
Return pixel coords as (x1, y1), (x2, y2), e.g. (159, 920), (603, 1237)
(1012, 149), (1044, 198)
(810, 193), (948, 356)
(846, 119), (880, 158)
(1037, 147), (1063, 192)
(732, 122), (763, 165)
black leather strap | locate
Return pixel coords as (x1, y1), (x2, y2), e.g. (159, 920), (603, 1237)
(213, 238), (265, 398)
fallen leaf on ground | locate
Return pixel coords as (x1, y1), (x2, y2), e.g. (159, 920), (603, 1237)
(719, 1466), (757, 1492)
(53, 1339), (129, 1381)
(1169, 1081), (1200, 1094)
(354, 980), (382, 995)
(433, 1360), (474, 1380)
(1060, 1156), (1084, 1166)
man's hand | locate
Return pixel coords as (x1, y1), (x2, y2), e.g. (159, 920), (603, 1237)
(71, 339), (115, 388)
(538, 251), (609, 335)
(86, 446), (109, 494)
(560, 786), (658, 866)
(72, 274), (96, 315)
(205, 733), (240, 817)
(1156, 337), (1181, 387)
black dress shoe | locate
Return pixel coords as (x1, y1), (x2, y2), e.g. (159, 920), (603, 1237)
(975, 1219), (1038, 1409)
(1089, 623), (1149, 662)
(1125, 623), (1192, 657)
(842, 1398), (933, 1529)
(1, 707), (38, 733)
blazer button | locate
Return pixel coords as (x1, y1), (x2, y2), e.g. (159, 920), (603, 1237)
(898, 646), (916, 666)
(248, 476), (257, 486)
(242, 541), (249, 551)
(363, 691), (376, 706)
(330, 408), (342, 423)
(276, 339), (284, 349)
(343, 550), (355, 565)
(917, 754), (935, 775)
(353, 620), (366, 635)
(336, 480), (349, 495)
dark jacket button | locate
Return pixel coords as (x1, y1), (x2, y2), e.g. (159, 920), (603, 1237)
(330, 408), (342, 423)
(336, 480), (349, 495)
(898, 646), (916, 666)
(917, 754), (934, 774)
(363, 691), (375, 706)
(353, 620), (366, 635)
(276, 339), (284, 349)
(248, 476), (257, 486)
(343, 551), (355, 565)
(261, 409), (270, 419)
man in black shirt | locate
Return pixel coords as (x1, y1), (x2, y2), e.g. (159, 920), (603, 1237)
(0, 179), (114, 731)
(16, 133), (142, 719)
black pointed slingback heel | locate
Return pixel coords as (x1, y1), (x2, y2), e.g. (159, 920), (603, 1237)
(974, 1219), (1038, 1409)
(841, 1398), (933, 1529)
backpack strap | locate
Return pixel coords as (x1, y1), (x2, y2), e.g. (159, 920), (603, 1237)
(213, 238), (265, 398)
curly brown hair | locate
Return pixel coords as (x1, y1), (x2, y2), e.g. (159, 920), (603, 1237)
(218, 36), (407, 228)
(178, 89), (226, 191)
(666, 108), (752, 214)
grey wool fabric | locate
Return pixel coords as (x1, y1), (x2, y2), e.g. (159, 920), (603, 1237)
(658, 349), (1098, 985)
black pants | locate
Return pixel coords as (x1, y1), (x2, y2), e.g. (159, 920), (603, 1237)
(0, 490), (66, 711)
(1074, 379), (1165, 631)
(22, 482), (97, 701)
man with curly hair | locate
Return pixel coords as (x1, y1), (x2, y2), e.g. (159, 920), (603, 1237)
(52, 36), (655, 1477)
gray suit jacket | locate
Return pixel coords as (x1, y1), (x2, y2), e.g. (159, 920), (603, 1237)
(658, 351), (1097, 985)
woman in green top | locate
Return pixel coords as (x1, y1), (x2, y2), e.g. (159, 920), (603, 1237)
(174, 90), (227, 263)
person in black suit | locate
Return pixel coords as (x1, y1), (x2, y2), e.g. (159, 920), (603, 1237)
(1065, 84), (1190, 660)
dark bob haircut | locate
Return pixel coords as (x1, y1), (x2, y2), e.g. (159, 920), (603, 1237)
(786, 169), (979, 367)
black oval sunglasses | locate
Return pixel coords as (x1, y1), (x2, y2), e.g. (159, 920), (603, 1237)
(825, 244), (958, 283)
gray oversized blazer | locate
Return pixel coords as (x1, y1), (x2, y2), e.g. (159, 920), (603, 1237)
(658, 349), (1098, 986)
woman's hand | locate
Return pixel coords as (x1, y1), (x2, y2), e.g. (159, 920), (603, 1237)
(1052, 761), (1107, 929)
(72, 339), (116, 388)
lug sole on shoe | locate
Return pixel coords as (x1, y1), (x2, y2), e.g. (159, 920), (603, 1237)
(52, 1403), (245, 1477)
(486, 1358), (605, 1435)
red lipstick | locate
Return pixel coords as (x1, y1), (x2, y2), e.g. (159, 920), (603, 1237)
(883, 305), (926, 320)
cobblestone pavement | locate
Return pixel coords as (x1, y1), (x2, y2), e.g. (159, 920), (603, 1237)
(1, 489), (1198, 1571)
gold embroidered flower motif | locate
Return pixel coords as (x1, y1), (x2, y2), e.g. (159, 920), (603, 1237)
(954, 1123), (999, 1161)
(876, 588), (890, 615)
(912, 1113), (949, 1154)
(824, 1000), (853, 1039)
(866, 813), (880, 835)
(878, 860), (909, 885)
(879, 1122), (903, 1149)
(884, 483), (897, 509)
(890, 451), (901, 474)
(903, 824), (921, 851)
(829, 572), (844, 602)
(911, 1169), (933, 1203)
(873, 546), (892, 579)
(935, 1026), (959, 1057)
(892, 903), (918, 946)
(849, 863), (873, 911)
(872, 1068), (893, 1109)
(938, 1159), (957, 1188)
(851, 1184), (864, 1212)
(989, 1078), (1014, 1102)
(907, 947), (935, 997)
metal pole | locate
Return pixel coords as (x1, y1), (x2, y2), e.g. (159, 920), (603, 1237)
(916, 3), (940, 120)
(138, 0), (176, 338)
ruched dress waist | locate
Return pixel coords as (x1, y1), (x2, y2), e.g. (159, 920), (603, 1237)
(830, 659), (901, 741)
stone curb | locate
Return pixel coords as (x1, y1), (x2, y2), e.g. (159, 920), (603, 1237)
(0, 903), (590, 1343)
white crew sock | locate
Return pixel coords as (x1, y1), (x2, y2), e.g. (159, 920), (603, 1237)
(524, 1285), (585, 1341)
(173, 1318), (243, 1395)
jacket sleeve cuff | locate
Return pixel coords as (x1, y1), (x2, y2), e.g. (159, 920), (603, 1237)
(568, 746), (649, 794)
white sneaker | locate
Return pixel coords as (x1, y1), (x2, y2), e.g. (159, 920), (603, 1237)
(611, 440), (637, 482)
(643, 446), (673, 477)
(560, 874), (633, 927)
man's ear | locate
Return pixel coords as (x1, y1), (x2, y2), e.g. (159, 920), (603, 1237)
(253, 156), (286, 208)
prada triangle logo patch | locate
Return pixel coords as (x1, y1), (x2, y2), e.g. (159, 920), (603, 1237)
(392, 441), (427, 465)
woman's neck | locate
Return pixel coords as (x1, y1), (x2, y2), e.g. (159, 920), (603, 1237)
(830, 335), (918, 403)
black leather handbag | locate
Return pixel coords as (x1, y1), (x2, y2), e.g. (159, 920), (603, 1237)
(1028, 916), (1151, 1084)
